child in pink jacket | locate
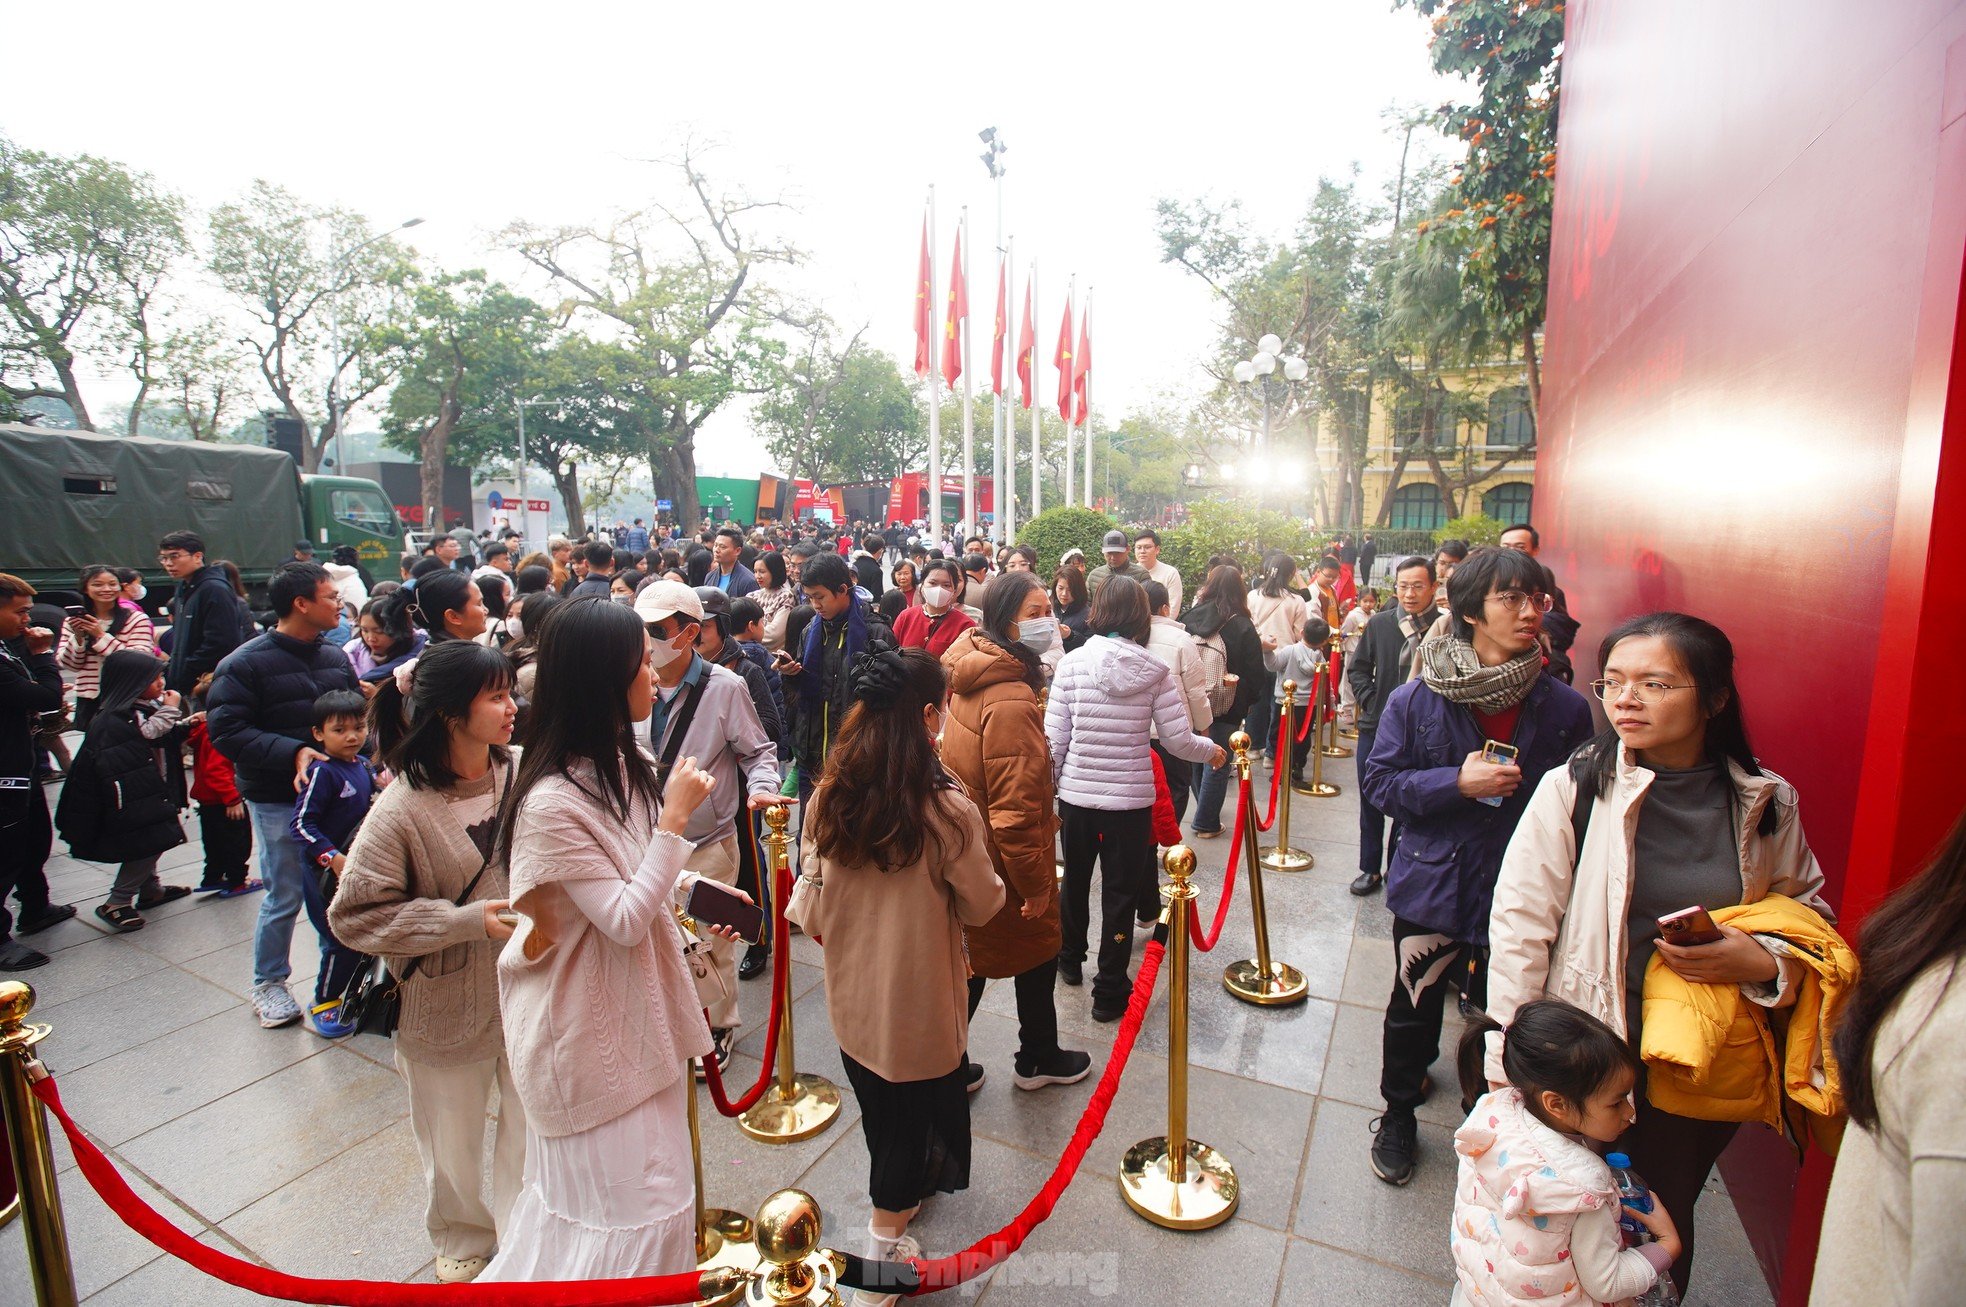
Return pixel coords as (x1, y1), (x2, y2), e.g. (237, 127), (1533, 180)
(1450, 1000), (1682, 1306)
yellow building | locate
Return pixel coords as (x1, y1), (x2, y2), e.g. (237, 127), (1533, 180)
(1316, 358), (1538, 531)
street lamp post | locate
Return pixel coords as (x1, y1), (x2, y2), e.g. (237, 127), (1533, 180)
(1230, 334), (1309, 519)
(979, 128), (1008, 545)
(327, 216), (423, 473)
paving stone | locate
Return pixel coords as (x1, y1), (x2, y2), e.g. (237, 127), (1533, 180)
(1319, 999), (1469, 1131)
(1276, 1237), (1453, 1305)
(0, 1155), (195, 1298)
(117, 1048), (409, 1220)
(35, 967), (240, 1074)
(53, 1006), (328, 1145)
(221, 1118), (438, 1283)
(84, 1231), (285, 1307)
(124, 894), (294, 965)
(696, 1051), (866, 1219)
(1292, 1098), (1460, 1282)
(1341, 933), (1395, 1010)
(18, 930), (171, 1005)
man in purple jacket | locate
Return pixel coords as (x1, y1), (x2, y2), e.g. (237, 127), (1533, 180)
(1357, 547), (1593, 1186)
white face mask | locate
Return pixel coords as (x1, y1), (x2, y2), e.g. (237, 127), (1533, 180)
(647, 630), (690, 671)
(920, 583), (954, 610)
(1016, 616), (1059, 653)
(130, 584), (147, 602)
(504, 613), (524, 642)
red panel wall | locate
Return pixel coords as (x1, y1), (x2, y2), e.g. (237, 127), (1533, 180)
(1539, 1), (1966, 1299)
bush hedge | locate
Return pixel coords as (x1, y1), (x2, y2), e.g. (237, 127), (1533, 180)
(1017, 507), (1118, 573)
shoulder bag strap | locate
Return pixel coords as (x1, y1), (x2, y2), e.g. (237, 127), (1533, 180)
(655, 674), (712, 789)
(397, 757), (515, 985)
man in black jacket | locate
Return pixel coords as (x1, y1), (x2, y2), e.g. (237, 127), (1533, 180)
(208, 562), (360, 1030)
(0, 574), (75, 970)
(776, 552), (893, 805)
(1346, 556), (1439, 897)
(158, 530), (247, 695)
(852, 534), (887, 601)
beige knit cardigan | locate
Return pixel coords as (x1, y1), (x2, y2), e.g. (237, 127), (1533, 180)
(329, 757), (514, 1069)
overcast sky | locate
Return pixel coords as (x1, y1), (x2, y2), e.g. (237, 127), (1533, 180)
(10, 0), (1459, 478)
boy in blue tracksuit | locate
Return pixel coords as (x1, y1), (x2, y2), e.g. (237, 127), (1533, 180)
(291, 689), (376, 1038)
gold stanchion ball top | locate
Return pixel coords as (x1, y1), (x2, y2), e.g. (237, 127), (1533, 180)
(754, 1188), (822, 1266)
(762, 804), (792, 837)
(0, 979), (35, 1030)
(1281, 679), (1296, 694)
(1228, 729), (1251, 754)
(1164, 845), (1196, 883)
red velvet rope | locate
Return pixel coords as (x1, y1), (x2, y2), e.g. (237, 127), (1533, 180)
(701, 856), (793, 1116)
(1254, 710), (1287, 831)
(30, 1076), (710, 1306)
(1294, 689), (1317, 742)
(905, 939), (1167, 1295)
(1188, 777), (1245, 954)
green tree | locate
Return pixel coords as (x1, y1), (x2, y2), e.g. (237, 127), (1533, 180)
(1160, 500), (1321, 596)
(0, 134), (187, 430)
(208, 181), (418, 471)
(504, 148), (797, 523)
(1396, 0), (1563, 417)
(382, 272), (551, 533)
(758, 327), (926, 482)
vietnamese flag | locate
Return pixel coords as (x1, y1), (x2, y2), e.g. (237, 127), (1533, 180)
(1073, 308), (1091, 427)
(942, 229), (967, 390)
(990, 257), (1007, 396)
(1016, 279), (1034, 410)
(1054, 294), (1075, 423)
(912, 217), (931, 378)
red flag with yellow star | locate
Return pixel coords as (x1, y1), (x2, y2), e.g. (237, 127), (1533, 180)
(990, 256), (1007, 396)
(941, 229), (967, 390)
(1073, 307), (1091, 427)
(1016, 278), (1034, 410)
(1054, 293), (1076, 423)
(912, 217), (931, 378)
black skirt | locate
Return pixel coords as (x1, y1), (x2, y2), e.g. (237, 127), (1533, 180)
(840, 1050), (972, 1211)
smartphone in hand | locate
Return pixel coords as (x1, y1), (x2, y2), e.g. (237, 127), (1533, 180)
(1657, 904), (1725, 946)
(1477, 739), (1519, 807)
(686, 880), (766, 944)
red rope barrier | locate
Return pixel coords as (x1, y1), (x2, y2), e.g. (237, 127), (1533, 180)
(1294, 689), (1316, 742)
(906, 938), (1167, 1295)
(1188, 778), (1245, 954)
(1254, 710), (1287, 832)
(30, 1076), (712, 1306)
(701, 858), (792, 1116)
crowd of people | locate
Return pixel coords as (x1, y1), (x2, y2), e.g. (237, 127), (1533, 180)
(0, 505), (1956, 1306)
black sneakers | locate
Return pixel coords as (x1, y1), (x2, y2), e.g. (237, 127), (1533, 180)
(1369, 1109), (1418, 1185)
(695, 1027), (736, 1079)
(1013, 1048), (1094, 1091)
(1057, 955), (1083, 986)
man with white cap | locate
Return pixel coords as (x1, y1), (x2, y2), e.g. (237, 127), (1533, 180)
(632, 580), (783, 1072)
(1086, 528), (1152, 601)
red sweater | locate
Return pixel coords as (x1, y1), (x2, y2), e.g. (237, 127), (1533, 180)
(187, 718), (242, 806)
(891, 605), (977, 658)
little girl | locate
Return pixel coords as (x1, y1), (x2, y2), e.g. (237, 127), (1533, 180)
(55, 649), (194, 931)
(1450, 1000), (1681, 1307)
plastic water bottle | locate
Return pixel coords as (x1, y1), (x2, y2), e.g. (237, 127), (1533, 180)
(1604, 1153), (1680, 1306)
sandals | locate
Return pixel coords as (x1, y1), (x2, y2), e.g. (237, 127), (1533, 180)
(216, 878), (265, 899)
(95, 903), (146, 932)
(137, 885), (193, 909)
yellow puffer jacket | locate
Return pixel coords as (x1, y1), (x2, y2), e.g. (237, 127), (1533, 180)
(1639, 895), (1856, 1150)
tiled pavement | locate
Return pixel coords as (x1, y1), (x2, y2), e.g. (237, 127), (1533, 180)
(2, 757), (1776, 1304)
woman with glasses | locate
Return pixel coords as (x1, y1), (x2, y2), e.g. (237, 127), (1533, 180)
(1484, 611), (1832, 1299)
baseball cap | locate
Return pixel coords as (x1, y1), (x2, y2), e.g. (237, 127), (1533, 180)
(633, 579), (704, 626)
(1102, 529), (1128, 551)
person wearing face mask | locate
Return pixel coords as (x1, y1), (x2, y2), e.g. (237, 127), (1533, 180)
(940, 571), (1092, 1094)
(890, 559), (976, 658)
(631, 581), (783, 1073)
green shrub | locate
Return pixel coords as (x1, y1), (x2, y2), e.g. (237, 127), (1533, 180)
(1018, 507), (1117, 572)
(1439, 513), (1506, 546)
(1162, 501), (1321, 602)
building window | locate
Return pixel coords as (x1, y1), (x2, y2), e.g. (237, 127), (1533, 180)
(1387, 481), (1446, 531)
(1486, 387), (1534, 447)
(1482, 482), (1534, 523)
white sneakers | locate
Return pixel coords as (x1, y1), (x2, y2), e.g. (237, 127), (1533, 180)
(434, 1255), (488, 1283)
(251, 982), (301, 1028)
(853, 1231), (922, 1307)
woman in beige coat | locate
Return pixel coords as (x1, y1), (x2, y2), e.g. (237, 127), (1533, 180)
(803, 647), (1004, 1302)
(1485, 613), (1831, 1298)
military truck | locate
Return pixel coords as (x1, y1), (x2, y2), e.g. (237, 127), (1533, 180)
(0, 424), (402, 604)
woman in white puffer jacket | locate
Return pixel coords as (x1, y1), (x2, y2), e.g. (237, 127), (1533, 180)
(1045, 575), (1224, 1023)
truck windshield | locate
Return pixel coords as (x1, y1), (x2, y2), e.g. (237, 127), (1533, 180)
(330, 487), (395, 533)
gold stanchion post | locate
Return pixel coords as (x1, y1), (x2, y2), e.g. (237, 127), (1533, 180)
(1319, 637), (1352, 759)
(753, 1188), (841, 1305)
(1260, 683), (1315, 871)
(1297, 672), (1341, 799)
(1223, 733), (1309, 1006)
(0, 981), (78, 1307)
(739, 807), (842, 1144)
(1119, 847), (1239, 1229)
(687, 1072), (756, 1304)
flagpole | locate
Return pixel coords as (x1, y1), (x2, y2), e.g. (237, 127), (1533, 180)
(1002, 235), (1016, 546)
(1082, 287), (1094, 509)
(1063, 275), (1076, 507)
(1030, 263), (1041, 521)
(926, 187), (942, 547)
(961, 208), (976, 538)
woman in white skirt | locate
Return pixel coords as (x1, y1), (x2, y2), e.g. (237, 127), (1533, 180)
(480, 596), (747, 1279)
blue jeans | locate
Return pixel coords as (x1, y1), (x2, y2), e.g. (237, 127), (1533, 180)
(249, 799), (356, 994)
(1189, 718), (1242, 833)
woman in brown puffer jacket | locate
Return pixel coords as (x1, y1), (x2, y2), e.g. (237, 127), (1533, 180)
(940, 571), (1093, 1091)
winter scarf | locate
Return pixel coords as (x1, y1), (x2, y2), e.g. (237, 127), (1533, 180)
(798, 591), (870, 712)
(1416, 636), (1541, 715)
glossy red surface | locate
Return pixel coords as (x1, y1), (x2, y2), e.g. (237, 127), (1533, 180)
(1541, 3), (1966, 1299)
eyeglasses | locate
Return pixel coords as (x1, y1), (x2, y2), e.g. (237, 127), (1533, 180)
(157, 551), (188, 564)
(1486, 590), (1553, 614)
(1392, 582), (1432, 595)
(1589, 678), (1696, 706)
